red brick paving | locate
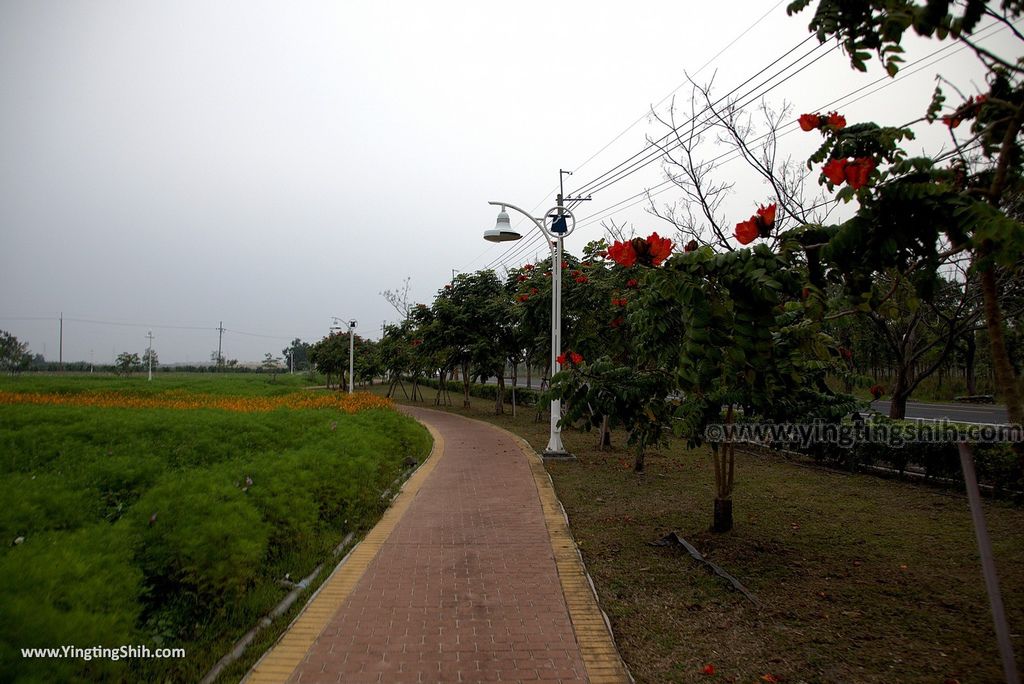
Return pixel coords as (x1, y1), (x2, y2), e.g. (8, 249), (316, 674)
(287, 407), (588, 684)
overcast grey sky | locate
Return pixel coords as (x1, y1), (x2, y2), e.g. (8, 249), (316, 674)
(0, 1), (1014, 363)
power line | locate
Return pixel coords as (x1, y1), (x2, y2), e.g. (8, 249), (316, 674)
(464, 0), (790, 275)
(569, 0), (789, 176)
(571, 22), (1006, 231)
(570, 34), (822, 198)
(486, 39), (835, 274)
(578, 39), (837, 200)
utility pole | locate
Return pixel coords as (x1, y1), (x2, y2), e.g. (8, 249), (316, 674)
(146, 331), (154, 381)
(59, 312), (63, 373)
(90, 349), (94, 374)
(217, 321), (224, 369)
(348, 320), (357, 394)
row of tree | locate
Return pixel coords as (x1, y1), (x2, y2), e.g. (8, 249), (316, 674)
(320, 0), (1022, 533)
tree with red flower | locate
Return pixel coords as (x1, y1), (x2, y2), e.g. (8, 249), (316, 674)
(799, 111), (847, 131)
(608, 233), (674, 267)
(734, 202), (777, 244)
(607, 240), (637, 267)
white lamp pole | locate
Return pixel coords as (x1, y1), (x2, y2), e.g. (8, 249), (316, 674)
(146, 331), (154, 382)
(348, 320), (356, 394)
(484, 201), (574, 457)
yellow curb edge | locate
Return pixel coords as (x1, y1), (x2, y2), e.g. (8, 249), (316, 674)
(420, 407), (632, 684)
(241, 417), (445, 684)
(512, 432), (634, 684)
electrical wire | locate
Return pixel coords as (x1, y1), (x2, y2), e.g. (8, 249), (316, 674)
(571, 22), (1006, 231)
(486, 40), (837, 273)
(464, 0), (792, 274)
(483, 39), (833, 274)
(570, 34), (822, 198)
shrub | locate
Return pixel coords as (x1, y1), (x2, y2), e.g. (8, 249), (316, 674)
(129, 472), (270, 620)
(0, 524), (141, 682)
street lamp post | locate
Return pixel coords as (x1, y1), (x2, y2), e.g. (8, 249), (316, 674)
(348, 320), (356, 394)
(146, 331), (154, 382)
(330, 317), (357, 394)
(484, 201), (575, 457)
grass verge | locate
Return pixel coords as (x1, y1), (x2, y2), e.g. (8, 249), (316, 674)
(372, 385), (1024, 683)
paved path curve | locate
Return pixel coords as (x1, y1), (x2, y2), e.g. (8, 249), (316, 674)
(245, 406), (629, 684)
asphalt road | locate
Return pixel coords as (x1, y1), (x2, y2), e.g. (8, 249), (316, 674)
(486, 377), (1013, 426)
(871, 400), (1010, 425)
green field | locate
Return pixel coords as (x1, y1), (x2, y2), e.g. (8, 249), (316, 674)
(0, 374), (431, 683)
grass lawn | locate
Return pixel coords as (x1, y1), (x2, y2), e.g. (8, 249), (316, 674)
(373, 385), (1024, 683)
(0, 374), (431, 683)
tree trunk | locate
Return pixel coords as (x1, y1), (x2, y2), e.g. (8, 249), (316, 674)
(597, 415), (612, 450)
(495, 375), (505, 414)
(526, 360), (532, 390)
(511, 363), (518, 418)
(965, 332), (977, 395)
(462, 361), (471, 408)
(633, 448), (645, 473)
(980, 266), (1022, 425)
(712, 498), (733, 533)
(889, 369), (911, 419)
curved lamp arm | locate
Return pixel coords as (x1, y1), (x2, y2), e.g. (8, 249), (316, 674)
(488, 200), (556, 253)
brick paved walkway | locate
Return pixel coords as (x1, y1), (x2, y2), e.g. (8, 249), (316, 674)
(255, 406), (618, 684)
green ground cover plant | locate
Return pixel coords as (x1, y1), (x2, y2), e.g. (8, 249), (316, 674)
(0, 375), (430, 683)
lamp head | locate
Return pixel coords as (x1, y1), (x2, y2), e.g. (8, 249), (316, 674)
(483, 207), (522, 242)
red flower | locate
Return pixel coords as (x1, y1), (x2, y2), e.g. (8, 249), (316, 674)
(646, 232), (674, 265)
(755, 203), (777, 238)
(610, 317), (624, 329)
(799, 113), (820, 131)
(561, 260), (568, 269)
(626, 278), (638, 288)
(411, 339), (423, 347)
(684, 239), (698, 253)
(516, 294), (530, 302)
(596, 249), (608, 258)
(839, 346), (853, 361)
(702, 663), (716, 675)
(735, 218), (758, 245)
(844, 156), (875, 189)
(612, 297), (627, 307)
(572, 270), (580, 276)
(801, 287), (810, 300)
(826, 111), (846, 129)
(575, 275), (589, 284)
(530, 287), (539, 295)
(557, 351), (584, 366)
(869, 384), (884, 399)
(608, 240), (638, 267)
(523, 263), (534, 271)
(823, 158), (848, 185)
(517, 274), (528, 282)
(943, 95), (987, 129)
